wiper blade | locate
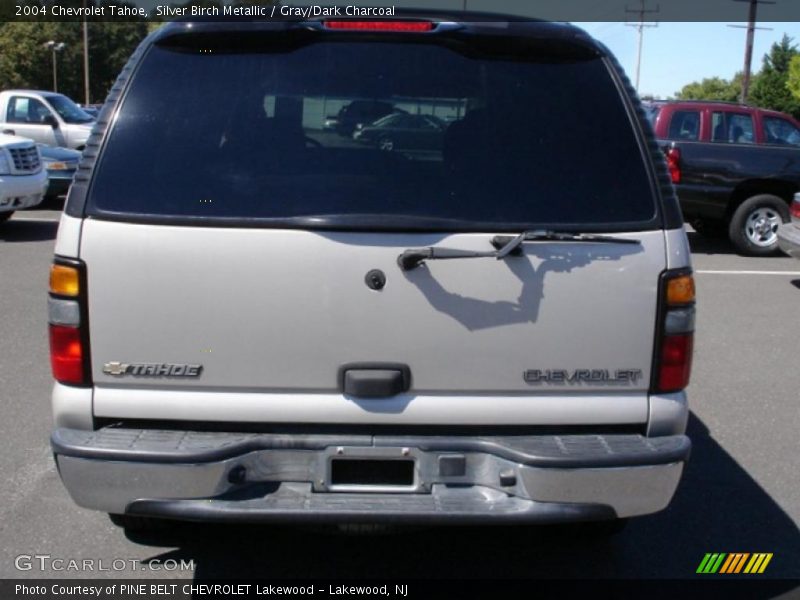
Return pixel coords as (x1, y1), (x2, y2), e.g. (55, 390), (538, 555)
(397, 230), (641, 271)
(493, 230), (641, 257)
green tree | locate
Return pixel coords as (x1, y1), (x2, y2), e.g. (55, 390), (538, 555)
(675, 75), (745, 102)
(749, 34), (800, 118)
(785, 55), (800, 102)
(0, 1), (147, 104)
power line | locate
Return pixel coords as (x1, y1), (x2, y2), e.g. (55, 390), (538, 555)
(625, 0), (659, 92)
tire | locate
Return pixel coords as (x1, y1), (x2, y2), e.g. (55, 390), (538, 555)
(0, 212), (13, 223)
(728, 194), (790, 256)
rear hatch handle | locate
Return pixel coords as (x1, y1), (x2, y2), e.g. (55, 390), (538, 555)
(397, 230), (641, 271)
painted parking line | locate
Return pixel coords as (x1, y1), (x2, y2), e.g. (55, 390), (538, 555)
(696, 270), (800, 276)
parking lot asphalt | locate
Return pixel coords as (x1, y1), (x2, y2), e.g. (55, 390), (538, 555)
(1, 209), (798, 584)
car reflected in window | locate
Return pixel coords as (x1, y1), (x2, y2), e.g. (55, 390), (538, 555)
(353, 113), (448, 155)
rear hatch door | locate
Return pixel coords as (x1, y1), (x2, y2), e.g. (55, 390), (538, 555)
(80, 22), (666, 423)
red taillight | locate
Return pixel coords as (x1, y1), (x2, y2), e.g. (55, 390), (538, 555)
(653, 270), (695, 394)
(49, 325), (84, 385)
(324, 20), (434, 32)
(666, 147), (681, 184)
(657, 334), (694, 392)
(790, 195), (800, 219)
(49, 260), (90, 386)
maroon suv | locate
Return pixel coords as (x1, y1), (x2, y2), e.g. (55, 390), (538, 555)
(645, 100), (800, 256)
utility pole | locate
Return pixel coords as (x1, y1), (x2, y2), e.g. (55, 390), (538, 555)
(83, 0), (90, 105)
(625, 0), (660, 92)
(729, 0), (775, 104)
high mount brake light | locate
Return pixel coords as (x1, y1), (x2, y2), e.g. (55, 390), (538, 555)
(324, 20), (435, 32)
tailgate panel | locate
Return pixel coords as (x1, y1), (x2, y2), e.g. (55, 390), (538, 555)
(81, 221), (665, 400)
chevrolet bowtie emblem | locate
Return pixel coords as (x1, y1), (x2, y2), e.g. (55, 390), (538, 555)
(102, 362), (128, 376)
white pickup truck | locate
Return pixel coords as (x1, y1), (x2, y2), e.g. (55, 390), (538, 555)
(0, 90), (94, 150)
(0, 133), (48, 222)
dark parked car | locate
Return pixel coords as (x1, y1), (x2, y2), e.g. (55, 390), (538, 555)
(326, 100), (396, 136)
(646, 100), (800, 255)
(39, 143), (80, 199)
(353, 113), (447, 153)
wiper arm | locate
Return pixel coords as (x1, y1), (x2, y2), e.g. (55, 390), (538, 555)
(397, 230), (641, 271)
(397, 246), (499, 271)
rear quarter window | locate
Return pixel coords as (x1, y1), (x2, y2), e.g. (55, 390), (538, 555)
(711, 111), (755, 144)
(87, 38), (658, 231)
(666, 110), (700, 141)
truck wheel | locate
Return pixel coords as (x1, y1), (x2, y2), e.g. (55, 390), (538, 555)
(728, 194), (790, 256)
(0, 212), (13, 223)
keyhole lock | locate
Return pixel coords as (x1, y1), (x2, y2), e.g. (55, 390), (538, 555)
(365, 269), (386, 291)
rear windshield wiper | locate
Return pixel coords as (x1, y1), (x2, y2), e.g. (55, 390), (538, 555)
(397, 230), (641, 271)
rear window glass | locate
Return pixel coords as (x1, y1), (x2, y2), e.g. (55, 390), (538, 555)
(88, 41), (656, 230)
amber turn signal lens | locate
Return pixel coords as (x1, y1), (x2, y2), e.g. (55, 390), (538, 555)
(50, 264), (80, 297)
(666, 274), (695, 305)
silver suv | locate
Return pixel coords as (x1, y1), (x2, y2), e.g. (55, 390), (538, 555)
(48, 14), (694, 532)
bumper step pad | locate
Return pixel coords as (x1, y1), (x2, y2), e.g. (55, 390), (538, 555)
(52, 427), (690, 468)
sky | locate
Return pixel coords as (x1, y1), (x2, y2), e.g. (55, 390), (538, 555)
(576, 22), (800, 99)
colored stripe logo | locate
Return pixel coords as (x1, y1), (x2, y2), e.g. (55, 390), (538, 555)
(697, 553), (773, 574)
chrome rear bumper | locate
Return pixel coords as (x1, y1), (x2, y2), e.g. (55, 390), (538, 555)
(53, 427), (689, 523)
